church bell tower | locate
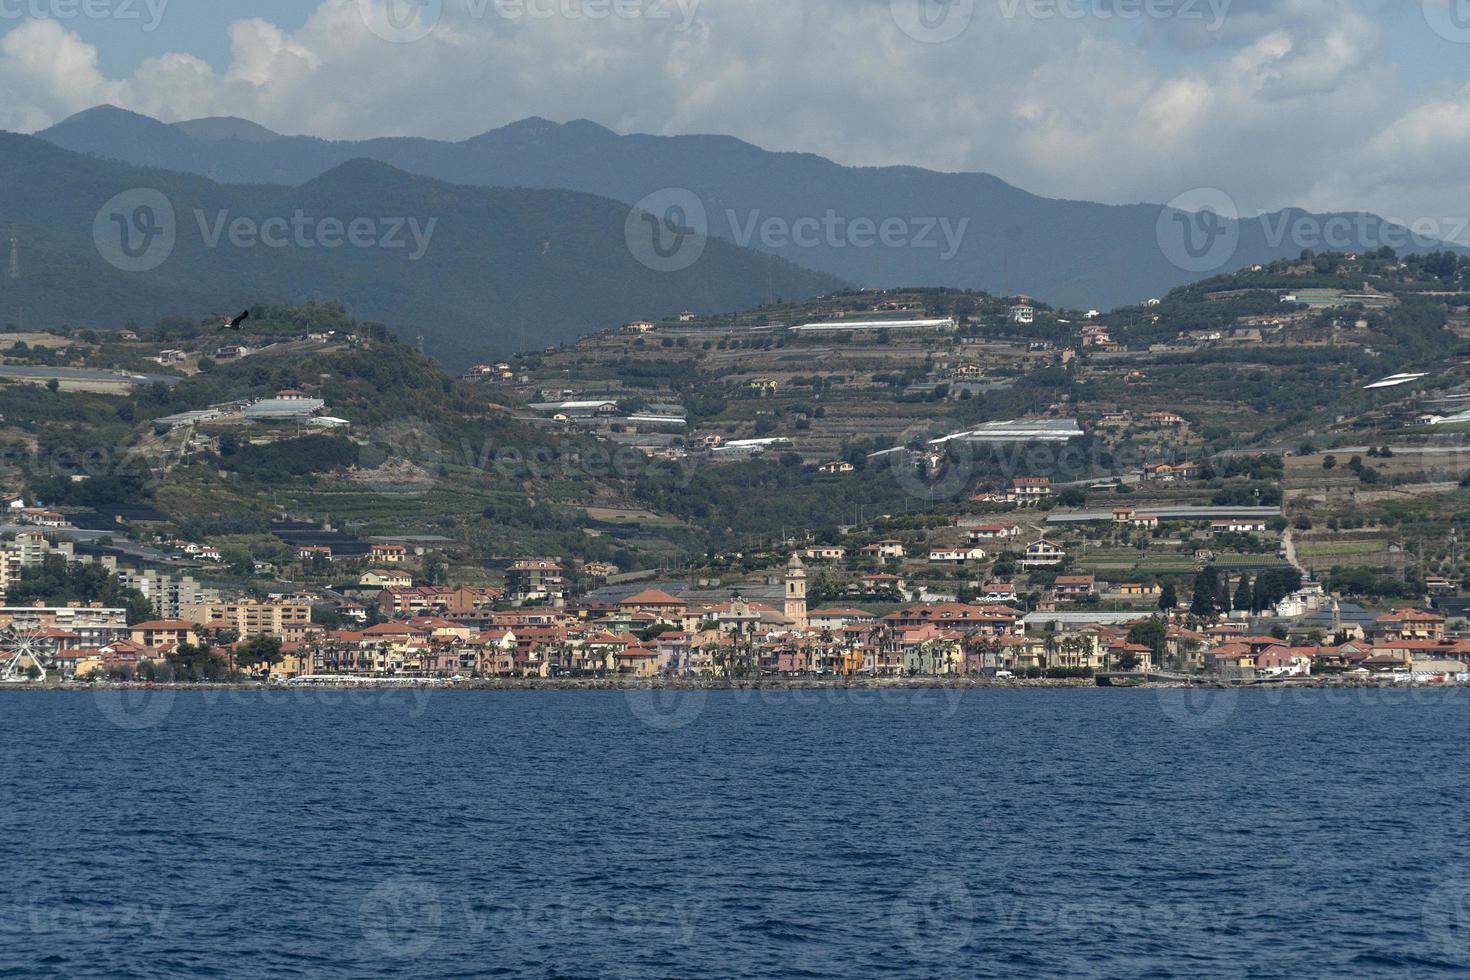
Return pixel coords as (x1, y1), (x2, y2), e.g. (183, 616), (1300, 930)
(784, 553), (808, 630)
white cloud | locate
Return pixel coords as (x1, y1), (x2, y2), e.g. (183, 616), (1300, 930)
(0, 19), (111, 131)
(0, 0), (1462, 232)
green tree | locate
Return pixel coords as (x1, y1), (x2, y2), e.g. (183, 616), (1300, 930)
(1127, 618), (1168, 661)
(1234, 573), (1255, 613)
(236, 634), (284, 676)
(1190, 567), (1219, 617)
(1158, 579), (1177, 612)
(7, 555), (155, 625)
(165, 643), (231, 682)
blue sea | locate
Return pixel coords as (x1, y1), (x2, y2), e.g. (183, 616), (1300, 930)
(2, 687), (1468, 978)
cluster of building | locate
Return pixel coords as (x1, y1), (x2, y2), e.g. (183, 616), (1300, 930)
(8, 549), (1467, 685)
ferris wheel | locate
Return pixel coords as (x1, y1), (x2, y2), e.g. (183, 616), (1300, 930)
(0, 625), (54, 683)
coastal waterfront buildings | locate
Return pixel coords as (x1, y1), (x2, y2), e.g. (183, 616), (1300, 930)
(184, 600), (313, 640)
(118, 571), (219, 620)
(13, 545), (1469, 687)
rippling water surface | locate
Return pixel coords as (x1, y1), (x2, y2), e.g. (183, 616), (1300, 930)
(2, 687), (1468, 978)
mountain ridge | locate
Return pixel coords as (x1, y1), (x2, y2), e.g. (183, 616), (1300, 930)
(36, 106), (1470, 311)
(0, 129), (844, 368)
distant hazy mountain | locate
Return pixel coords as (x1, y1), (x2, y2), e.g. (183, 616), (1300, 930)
(39, 106), (1470, 310)
(0, 130), (841, 367)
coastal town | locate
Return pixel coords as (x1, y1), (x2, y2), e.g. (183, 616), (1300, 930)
(1, 258), (1470, 689)
(11, 25), (1470, 980)
(4, 526), (1467, 686)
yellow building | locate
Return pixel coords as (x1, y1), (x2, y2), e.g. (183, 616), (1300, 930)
(613, 647), (659, 677)
(185, 601), (312, 639)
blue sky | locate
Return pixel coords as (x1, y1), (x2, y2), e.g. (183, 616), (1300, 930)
(5, 2), (313, 74)
(3, 0), (1470, 229)
(32, 2), (1464, 93)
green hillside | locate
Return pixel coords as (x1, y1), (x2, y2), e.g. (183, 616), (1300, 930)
(0, 131), (844, 369)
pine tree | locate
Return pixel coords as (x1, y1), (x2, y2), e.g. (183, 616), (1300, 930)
(1216, 575), (1233, 614)
(1234, 573), (1254, 613)
(1159, 579), (1178, 612)
(1190, 567), (1219, 617)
